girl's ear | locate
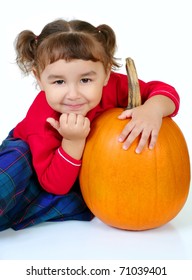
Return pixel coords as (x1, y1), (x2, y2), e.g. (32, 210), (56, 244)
(32, 68), (43, 90)
(104, 69), (111, 86)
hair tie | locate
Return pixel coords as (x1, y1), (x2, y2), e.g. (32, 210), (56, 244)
(35, 36), (38, 43)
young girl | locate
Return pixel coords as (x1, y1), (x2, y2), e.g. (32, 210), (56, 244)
(0, 19), (179, 231)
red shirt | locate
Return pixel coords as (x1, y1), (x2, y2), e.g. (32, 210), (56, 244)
(13, 72), (180, 194)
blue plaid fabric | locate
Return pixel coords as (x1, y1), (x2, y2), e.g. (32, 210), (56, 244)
(0, 131), (93, 231)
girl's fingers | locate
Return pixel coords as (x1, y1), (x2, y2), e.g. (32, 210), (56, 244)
(118, 122), (135, 142)
(46, 118), (60, 130)
(118, 109), (132, 119)
(149, 129), (159, 150)
(119, 125), (157, 153)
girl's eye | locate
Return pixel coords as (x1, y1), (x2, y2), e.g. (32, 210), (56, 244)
(54, 80), (64, 85)
(81, 78), (91, 83)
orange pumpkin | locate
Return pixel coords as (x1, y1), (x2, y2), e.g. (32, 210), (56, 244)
(79, 58), (191, 230)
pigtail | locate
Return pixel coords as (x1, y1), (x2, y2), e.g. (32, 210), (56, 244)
(15, 30), (37, 75)
(97, 24), (121, 69)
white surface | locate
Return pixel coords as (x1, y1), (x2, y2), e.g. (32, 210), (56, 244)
(1, 0), (192, 261)
(0, 199), (192, 260)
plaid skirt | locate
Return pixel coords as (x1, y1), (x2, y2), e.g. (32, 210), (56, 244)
(0, 131), (93, 231)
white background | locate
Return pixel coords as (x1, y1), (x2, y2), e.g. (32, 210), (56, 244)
(0, 0), (192, 263)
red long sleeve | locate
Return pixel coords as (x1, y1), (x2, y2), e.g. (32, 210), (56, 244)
(27, 133), (81, 194)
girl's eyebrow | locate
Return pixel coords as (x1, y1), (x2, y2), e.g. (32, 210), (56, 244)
(47, 75), (65, 80)
(47, 71), (97, 80)
(81, 71), (97, 77)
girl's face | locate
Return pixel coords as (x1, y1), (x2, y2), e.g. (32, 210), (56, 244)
(36, 59), (110, 116)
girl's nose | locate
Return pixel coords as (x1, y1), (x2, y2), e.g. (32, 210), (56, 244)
(67, 85), (79, 99)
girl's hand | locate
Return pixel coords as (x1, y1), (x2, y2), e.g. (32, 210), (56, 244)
(118, 105), (163, 154)
(47, 113), (90, 140)
(47, 113), (90, 159)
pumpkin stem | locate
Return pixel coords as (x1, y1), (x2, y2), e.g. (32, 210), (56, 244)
(125, 57), (142, 109)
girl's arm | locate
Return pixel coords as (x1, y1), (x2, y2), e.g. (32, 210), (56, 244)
(27, 132), (83, 195)
(113, 72), (180, 153)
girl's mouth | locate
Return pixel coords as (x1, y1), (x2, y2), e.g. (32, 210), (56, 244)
(64, 103), (86, 111)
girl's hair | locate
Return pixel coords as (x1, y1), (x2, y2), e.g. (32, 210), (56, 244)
(15, 19), (121, 78)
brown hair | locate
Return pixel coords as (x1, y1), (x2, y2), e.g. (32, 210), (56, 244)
(15, 19), (121, 78)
